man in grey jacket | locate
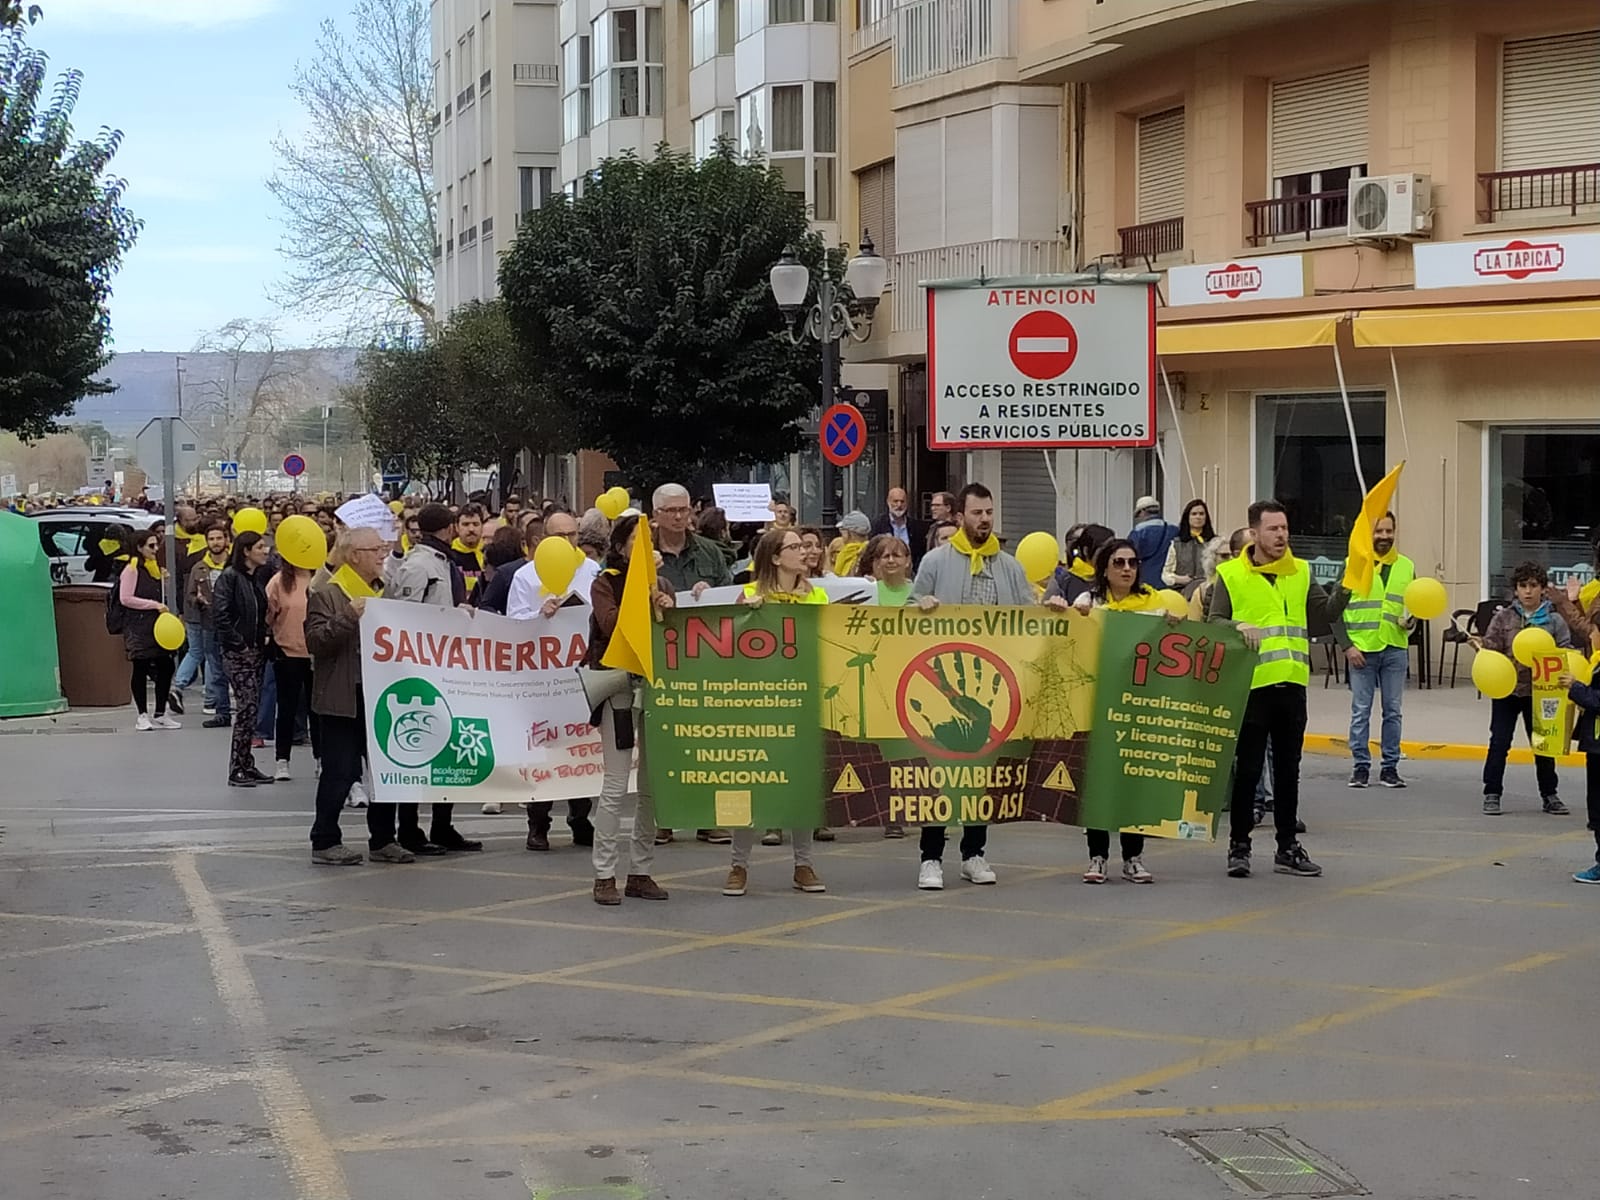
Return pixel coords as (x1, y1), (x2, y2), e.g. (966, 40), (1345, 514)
(907, 482), (1027, 891)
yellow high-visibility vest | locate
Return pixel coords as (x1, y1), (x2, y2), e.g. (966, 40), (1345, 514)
(1217, 553), (1312, 688)
(1344, 554), (1414, 652)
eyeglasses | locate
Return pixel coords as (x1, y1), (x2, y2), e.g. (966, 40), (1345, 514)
(657, 506), (691, 516)
(780, 541), (804, 551)
(1108, 557), (1139, 568)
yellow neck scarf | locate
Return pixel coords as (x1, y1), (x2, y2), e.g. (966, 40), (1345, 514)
(451, 538), (484, 568)
(1246, 547), (1301, 578)
(950, 529), (1000, 575)
(331, 564), (381, 601)
(1376, 546), (1399, 566)
(184, 531), (206, 555)
(202, 551), (227, 571)
(1069, 557), (1095, 581)
(1103, 587), (1157, 612)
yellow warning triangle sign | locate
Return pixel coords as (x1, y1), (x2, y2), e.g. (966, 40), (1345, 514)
(833, 763), (865, 794)
(1043, 761), (1075, 791)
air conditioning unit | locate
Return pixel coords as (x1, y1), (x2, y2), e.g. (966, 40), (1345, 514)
(1347, 173), (1432, 239)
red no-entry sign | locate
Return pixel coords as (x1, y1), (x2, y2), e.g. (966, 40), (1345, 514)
(1007, 310), (1078, 380)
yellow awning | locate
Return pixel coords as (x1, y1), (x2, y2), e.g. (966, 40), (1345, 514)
(1156, 315), (1341, 356)
(1353, 299), (1600, 348)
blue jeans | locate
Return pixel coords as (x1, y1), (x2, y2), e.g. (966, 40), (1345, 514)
(174, 622), (229, 717)
(173, 619), (205, 691)
(257, 659), (278, 739)
(1348, 645), (1407, 770)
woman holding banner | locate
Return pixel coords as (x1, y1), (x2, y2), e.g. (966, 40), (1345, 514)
(588, 515), (673, 906)
(1050, 538), (1169, 884)
(724, 528), (829, 898)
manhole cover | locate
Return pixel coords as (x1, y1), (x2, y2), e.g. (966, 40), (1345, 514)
(1170, 1127), (1366, 1197)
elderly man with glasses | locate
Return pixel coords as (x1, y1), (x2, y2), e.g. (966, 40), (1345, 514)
(651, 482), (735, 844)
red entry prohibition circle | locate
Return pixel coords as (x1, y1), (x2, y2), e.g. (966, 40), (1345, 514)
(1008, 310), (1078, 380)
(894, 642), (1021, 760)
(820, 402), (867, 467)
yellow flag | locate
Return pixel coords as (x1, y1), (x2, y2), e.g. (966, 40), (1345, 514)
(601, 515), (658, 679)
(1339, 462), (1404, 596)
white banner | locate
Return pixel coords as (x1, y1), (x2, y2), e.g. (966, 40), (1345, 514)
(1167, 255), (1311, 307)
(360, 598), (612, 805)
(711, 482), (774, 522)
(1413, 232), (1600, 289)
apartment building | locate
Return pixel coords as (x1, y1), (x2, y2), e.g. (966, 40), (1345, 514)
(844, 0), (1600, 602)
(432, 0), (563, 316)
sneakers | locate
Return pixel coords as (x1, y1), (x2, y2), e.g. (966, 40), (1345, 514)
(1122, 857), (1154, 884)
(883, 824), (905, 838)
(654, 828), (675, 845)
(481, 801), (503, 814)
(202, 716), (230, 729)
(593, 878), (621, 906)
(1273, 843), (1323, 876)
(1483, 793), (1502, 815)
(153, 715), (181, 730)
(1573, 864), (1600, 885)
(273, 760), (291, 782)
(369, 842), (416, 864)
(1543, 795), (1571, 815)
(1347, 765), (1369, 788)
(722, 865), (748, 896)
(251, 737), (265, 749)
(625, 874), (669, 900)
(917, 860), (944, 890)
(760, 829), (783, 846)
(813, 827), (835, 842)
(432, 829), (484, 852)
(1082, 856), (1107, 884)
(227, 772), (256, 789)
(347, 781), (368, 808)
(960, 855), (997, 885)
(1380, 767), (1406, 788)
(168, 689), (185, 715)
(202, 705), (216, 716)
(698, 829), (733, 844)
(792, 865), (826, 893)
(135, 713), (153, 732)
(1227, 844), (1251, 877)
(311, 844), (363, 866)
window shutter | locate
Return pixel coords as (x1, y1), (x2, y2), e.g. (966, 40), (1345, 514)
(1136, 107), (1185, 223)
(942, 111), (993, 243)
(896, 121), (942, 252)
(998, 450), (1058, 543)
(858, 165), (884, 255)
(1501, 30), (1600, 170)
(1269, 65), (1369, 178)
(880, 161), (896, 257)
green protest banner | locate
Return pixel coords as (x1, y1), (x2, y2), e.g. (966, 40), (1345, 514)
(1080, 614), (1254, 838)
(646, 606), (823, 829)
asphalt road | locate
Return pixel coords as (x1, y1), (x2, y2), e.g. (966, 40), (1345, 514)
(2, 710), (1598, 1199)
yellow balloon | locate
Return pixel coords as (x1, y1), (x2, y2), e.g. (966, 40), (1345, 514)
(388, 499), (405, 514)
(1014, 531), (1058, 584)
(1566, 650), (1594, 686)
(276, 514), (328, 571)
(1512, 625), (1556, 667)
(154, 611), (186, 652)
(595, 491), (624, 520)
(1471, 649), (1518, 699)
(533, 534), (581, 595)
(604, 486), (631, 514)
(1403, 576), (1448, 621)
(1156, 588), (1189, 618)
(233, 506), (268, 535)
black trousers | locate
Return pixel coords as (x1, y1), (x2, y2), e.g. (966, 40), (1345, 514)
(529, 799), (594, 832)
(920, 824), (987, 863)
(1229, 683), (1309, 852)
(273, 657), (317, 763)
(311, 713), (362, 851)
(130, 653), (174, 716)
(1086, 829), (1145, 859)
(1586, 752), (1600, 864)
(368, 803), (424, 852)
(1482, 695), (1559, 798)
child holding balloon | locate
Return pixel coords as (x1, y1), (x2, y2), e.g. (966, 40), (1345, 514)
(1473, 561), (1573, 816)
(1559, 631), (1600, 883)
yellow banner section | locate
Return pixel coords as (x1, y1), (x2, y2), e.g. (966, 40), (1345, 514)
(1156, 315), (1340, 356)
(1353, 299), (1600, 348)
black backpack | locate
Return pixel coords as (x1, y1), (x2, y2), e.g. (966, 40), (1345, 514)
(105, 580), (127, 636)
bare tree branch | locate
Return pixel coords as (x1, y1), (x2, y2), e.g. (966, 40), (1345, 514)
(186, 319), (309, 465)
(267, 0), (434, 333)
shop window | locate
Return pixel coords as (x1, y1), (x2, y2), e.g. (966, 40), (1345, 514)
(1254, 392), (1385, 585)
(1489, 425), (1600, 596)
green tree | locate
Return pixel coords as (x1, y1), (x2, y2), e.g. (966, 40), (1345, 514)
(498, 144), (834, 493)
(0, 28), (141, 440)
(1, 4), (42, 28)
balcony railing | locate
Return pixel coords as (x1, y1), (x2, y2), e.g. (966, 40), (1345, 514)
(456, 83), (475, 110)
(1245, 189), (1349, 245)
(891, 239), (1067, 333)
(853, 14), (892, 53)
(1478, 163), (1600, 222)
(1117, 216), (1183, 263)
(514, 63), (560, 84)
(893, 0), (1013, 85)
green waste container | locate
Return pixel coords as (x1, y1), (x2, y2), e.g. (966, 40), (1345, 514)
(0, 510), (69, 716)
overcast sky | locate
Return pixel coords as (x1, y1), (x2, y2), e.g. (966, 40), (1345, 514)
(29, 0), (336, 351)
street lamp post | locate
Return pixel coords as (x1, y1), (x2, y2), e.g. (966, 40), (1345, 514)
(769, 233), (888, 527)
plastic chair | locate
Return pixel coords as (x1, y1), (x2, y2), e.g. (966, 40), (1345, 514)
(1308, 583), (1342, 687)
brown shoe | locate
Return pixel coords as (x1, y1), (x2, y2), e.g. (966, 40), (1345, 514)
(792, 865), (826, 893)
(624, 874), (668, 900)
(722, 865), (748, 896)
(698, 828), (733, 844)
(813, 827), (836, 841)
(592, 878), (620, 906)
(654, 828), (674, 845)
(526, 831), (550, 851)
